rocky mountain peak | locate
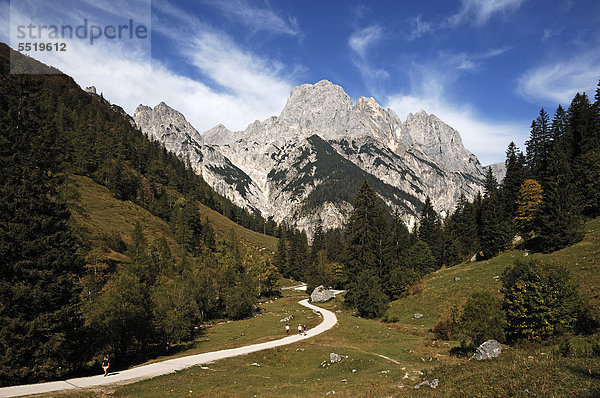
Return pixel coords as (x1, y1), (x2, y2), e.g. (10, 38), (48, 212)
(278, 80), (357, 138)
(134, 102), (204, 144)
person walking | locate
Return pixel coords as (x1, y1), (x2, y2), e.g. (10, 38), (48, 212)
(102, 354), (110, 377)
(303, 324), (307, 336)
(285, 323), (290, 335)
(298, 324), (302, 335)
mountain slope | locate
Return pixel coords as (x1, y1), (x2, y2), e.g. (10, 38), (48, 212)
(68, 175), (278, 259)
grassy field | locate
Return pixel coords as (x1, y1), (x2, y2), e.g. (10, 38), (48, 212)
(67, 175), (181, 261)
(196, 202), (278, 257)
(385, 217), (600, 331)
(48, 217), (600, 397)
(67, 175), (278, 261)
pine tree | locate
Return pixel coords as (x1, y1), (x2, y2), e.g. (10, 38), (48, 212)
(525, 109), (552, 179)
(417, 197), (442, 266)
(536, 137), (584, 252)
(568, 92), (594, 156)
(501, 142), (526, 217)
(479, 168), (513, 259)
(343, 181), (391, 310)
(0, 76), (85, 384)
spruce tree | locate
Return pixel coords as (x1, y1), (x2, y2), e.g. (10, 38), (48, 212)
(479, 168), (513, 259)
(501, 142), (526, 217)
(526, 109), (552, 179)
(417, 197), (442, 266)
(0, 76), (84, 384)
(343, 181), (390, 310)
(536, 137), (584, 252)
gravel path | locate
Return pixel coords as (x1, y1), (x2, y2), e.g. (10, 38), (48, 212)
(0, 299), (337, 397)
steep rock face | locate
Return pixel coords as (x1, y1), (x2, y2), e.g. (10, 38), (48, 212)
(135, 80), (488, 235)
(134, 103), (266, 211)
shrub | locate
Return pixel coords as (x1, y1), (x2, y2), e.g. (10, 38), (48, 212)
(458, 291), (506, 347)
(433, 318), (459, 340)
(502, 259), (581, 342)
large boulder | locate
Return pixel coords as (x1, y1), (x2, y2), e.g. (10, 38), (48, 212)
(311, 285), (334, 302)
(471, 340), (502, 360)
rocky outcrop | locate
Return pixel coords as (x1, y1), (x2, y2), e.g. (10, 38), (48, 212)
(311, 285), (335, 303)
(135, 80), (489, 236)
(471, 340), (502, 360)
(414, 379), (439, 389)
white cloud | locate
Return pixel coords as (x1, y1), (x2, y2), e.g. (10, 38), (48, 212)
(348, 25), (383, 59)
(7, 1), (296, 133)
(447, 0), (526, 27)
(206, 0), (300, 37)
(516, 51), (600, 105)
(407, 15), (434, 40)
(348, 25), (389, 96)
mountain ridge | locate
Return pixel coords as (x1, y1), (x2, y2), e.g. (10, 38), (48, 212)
(134, 80), (488, 235)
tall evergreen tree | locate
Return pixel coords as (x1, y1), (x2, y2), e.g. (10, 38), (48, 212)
(525, 108), (552, 179)
(417, 197), (442, 266)
(479, 168), (513, 259)
(536, 136), (584, 252)
(343, 181), (391, 310)
(0, 76), (85, 384)
(501, 142), (526, 217)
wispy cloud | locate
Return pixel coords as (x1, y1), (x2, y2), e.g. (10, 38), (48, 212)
(516, 50), (600, 104)
(542, 27), (562, 41)
(444, 45), (511, 71)
(7, 1), (296, 133)
(407, 15), (434, 40)
(446, 0), (526, 27)
(348, 25), (383, 59)
(348, 25), (389, 96)
(205, 0), (300, 37)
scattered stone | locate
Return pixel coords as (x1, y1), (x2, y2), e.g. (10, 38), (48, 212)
(341, 379), (347, 382)
(524, 252), (529, 257)
(251, 362), (260, 367)
(471, 340), (502, 360)
(352, 369), (357, 373)
(280, 314), (294, 322)
(330, 353), (342, 363)
(528, 355), (534, 359)
(311, 285), (335, 302)
(200, 366), (209, 370)
(414, 379), (439, 390)
(414, 313), (423, 319)
(381, 370), (390, 374)
(453, 276), (461, 281)
(296, 348), (305, 352)
(326, 391), (335, 396)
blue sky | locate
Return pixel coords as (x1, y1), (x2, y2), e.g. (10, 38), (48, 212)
(3, 0), (600, 164)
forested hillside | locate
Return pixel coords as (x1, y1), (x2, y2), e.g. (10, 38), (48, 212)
(0, 44), (280, 385)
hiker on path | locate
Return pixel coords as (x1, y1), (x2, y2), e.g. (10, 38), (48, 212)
(298, 324), (302, 335)
(285, 324), (289, 335)
(303, 324), (307, 336)
(102, 355), (110, 377)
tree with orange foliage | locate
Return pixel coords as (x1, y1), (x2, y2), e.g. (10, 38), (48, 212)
(514, 179), (543, 238)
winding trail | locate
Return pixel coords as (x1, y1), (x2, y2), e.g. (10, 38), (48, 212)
(0, 299), (337, 397)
